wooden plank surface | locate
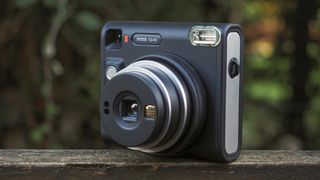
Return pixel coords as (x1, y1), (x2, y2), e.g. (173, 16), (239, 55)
(0, 150), (319, 179)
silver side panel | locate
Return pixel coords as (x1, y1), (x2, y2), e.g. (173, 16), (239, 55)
(225, 32), (240, 154)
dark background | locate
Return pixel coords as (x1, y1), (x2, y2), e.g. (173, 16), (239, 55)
(0, 0), (319, 150)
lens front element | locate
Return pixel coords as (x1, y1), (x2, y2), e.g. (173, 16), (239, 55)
(120, 99), (139, 122)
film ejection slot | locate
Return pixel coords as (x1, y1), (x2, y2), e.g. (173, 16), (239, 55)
(189, 26), (221, 47)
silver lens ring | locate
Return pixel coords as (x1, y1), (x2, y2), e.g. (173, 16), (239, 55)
(115, 66), (173, 149)
(128, 60), (190, 153)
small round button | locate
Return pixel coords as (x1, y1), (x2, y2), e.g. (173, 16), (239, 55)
(106, 66), (118, 80)
(228, 58), (239, 78)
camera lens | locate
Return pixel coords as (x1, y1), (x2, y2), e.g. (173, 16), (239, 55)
(102, 54), (206, 155)
(128, 103), (138, 116)
(120, 99), (138, 122)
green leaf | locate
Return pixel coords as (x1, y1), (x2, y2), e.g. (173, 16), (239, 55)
(307, 43), (320, 59)
(47, 103), (61, 117)
(74, 11), (102, 31)
(14, 0), (38, 9)
(52, 59), (64, 76)
(30, 124), (50, 143)
(248, 81), (290, 104)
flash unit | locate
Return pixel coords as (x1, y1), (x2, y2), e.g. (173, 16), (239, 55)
(189, 26), (221, 47)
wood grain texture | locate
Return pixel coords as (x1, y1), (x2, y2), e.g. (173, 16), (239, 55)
(0, 150), (319, 179)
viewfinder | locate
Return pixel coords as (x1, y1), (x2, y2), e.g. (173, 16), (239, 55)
(105, 29), (122, 49)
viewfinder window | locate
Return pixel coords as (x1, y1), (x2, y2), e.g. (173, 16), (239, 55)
(105, 29), (122, 49)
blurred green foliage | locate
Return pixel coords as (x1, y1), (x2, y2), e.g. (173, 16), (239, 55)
(0, 0), (319, 149)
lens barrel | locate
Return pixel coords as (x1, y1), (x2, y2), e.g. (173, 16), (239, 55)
(102, 54), (206, 155)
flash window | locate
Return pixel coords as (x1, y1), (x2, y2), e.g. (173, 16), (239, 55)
(189, 26), (221, 47)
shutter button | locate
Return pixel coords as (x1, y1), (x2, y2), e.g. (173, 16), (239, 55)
(228, 58), (239, 78)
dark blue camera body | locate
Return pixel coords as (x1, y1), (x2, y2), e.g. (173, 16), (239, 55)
(100, 21), (243, 162)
